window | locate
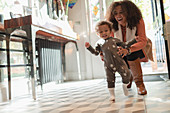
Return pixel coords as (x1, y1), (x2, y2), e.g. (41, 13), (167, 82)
(89, 0), (100, 31)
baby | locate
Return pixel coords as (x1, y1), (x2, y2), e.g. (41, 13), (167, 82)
(85, 20), (136, 101)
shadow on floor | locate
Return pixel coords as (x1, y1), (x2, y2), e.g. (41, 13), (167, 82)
(143, 75), (164, 82)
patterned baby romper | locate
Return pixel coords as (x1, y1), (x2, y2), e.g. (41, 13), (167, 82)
(87, 37), (132, 88)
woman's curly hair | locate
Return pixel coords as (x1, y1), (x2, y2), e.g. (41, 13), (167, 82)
(105, 0), (142, 31)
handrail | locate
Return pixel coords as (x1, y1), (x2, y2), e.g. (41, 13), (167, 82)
(0, 64), (32, 68)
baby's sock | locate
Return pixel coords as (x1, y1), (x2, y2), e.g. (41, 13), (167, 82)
(108, 88), (115, 101)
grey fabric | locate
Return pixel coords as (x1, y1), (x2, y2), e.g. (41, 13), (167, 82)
(87, 37), (133, 88)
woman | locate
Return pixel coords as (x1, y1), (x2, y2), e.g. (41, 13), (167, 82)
(105, 0), (148, 95)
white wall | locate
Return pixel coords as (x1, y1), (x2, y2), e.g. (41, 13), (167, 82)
(65, 0), (105, 81)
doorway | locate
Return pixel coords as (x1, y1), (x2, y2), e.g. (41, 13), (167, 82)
(129, 0), (169, 76)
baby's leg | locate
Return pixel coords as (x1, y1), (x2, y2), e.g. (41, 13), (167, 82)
(118, 65), (131, 84)
(117, 65), (131, 96)
(105, 65), (116, 101)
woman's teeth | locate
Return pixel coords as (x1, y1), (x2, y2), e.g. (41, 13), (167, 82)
(118, 18), (122, 21)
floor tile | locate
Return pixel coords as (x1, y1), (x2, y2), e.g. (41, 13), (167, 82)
(0, 77), (170, 113)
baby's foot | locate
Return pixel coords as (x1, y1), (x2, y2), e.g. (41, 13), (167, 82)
(109, 96), (115, 101)
(123, 84), (129, 96)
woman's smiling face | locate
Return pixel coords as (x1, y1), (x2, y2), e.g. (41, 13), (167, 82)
(114, 5), (127, 27)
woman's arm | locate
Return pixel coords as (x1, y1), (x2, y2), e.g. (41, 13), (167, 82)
(117, 19), (147, 57)
(129, 18), (147, 52)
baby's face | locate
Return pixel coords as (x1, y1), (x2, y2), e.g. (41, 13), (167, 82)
(97, 25), (111, 40)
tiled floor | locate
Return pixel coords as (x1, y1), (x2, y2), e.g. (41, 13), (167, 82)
(0, 76), (170, 113)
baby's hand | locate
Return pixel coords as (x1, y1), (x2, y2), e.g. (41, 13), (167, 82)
(85, 42), (90, 48)
(100, 52), (104, 61)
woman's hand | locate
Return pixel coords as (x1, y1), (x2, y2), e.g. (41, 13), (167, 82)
(85, 42), (90, 48)
(135, 36), (140, 41)
(117, 46), (128, 58)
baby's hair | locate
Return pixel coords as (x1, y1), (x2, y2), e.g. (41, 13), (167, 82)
(95, 20), (113, 32)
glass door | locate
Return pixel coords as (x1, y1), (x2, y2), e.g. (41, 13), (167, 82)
(129, 0), (168, 75)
